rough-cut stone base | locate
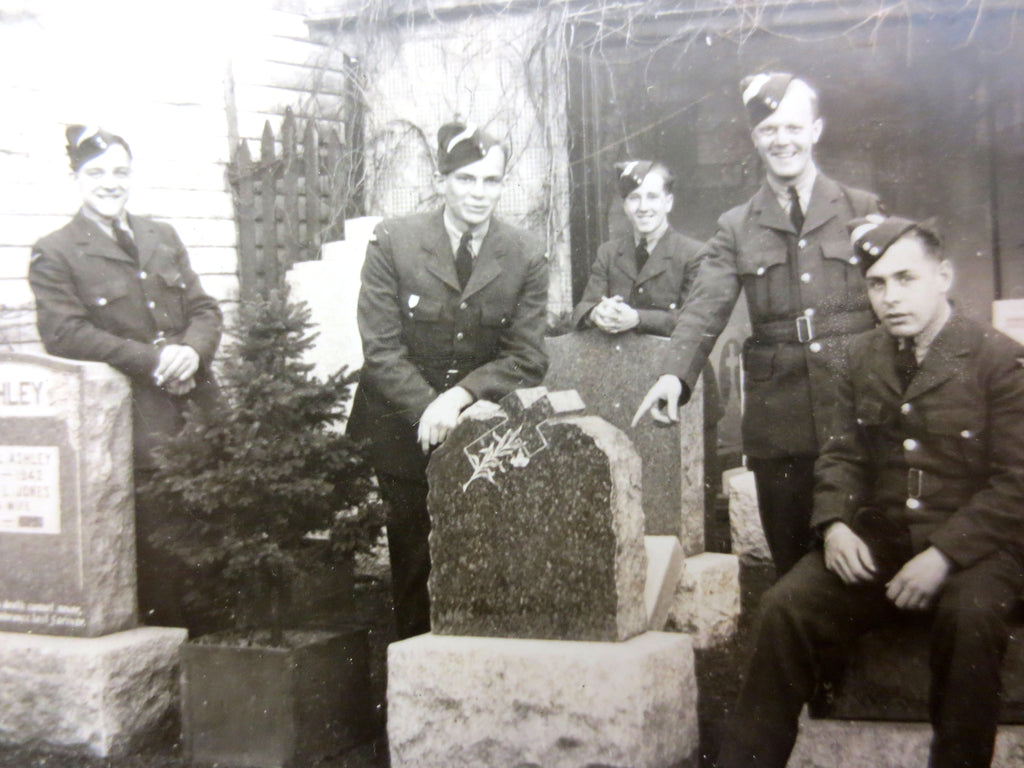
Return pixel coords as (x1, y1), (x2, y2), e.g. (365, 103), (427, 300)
(668, 553), (741, 649)
(0, 626), (187, 757)
(388, 632), (698, 768)
(725, 468), (770, 563)
(645, 536), (684, 630)
(790, 711), (1024, 767)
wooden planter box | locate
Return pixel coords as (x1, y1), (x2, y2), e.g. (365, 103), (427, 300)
(181, 628), (372, 768)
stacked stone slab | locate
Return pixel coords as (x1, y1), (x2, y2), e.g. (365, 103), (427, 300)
(387, 388), (699, 768)
(0, 352), (186, 757)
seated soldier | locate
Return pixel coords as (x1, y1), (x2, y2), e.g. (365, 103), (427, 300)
(715, 215), (1024, 768)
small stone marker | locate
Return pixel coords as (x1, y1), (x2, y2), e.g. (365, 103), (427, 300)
(0, 352), (136, 637)
(426, 387), (647, 641)
(544, 329), (705, 551)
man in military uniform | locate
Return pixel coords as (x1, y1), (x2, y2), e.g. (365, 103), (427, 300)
(573, 161), (704, 337)
(29, 125), (222, 626)
(348, 122), (549, 639)
(715, 215), (1024, 768)
(633, 73), (881, 575)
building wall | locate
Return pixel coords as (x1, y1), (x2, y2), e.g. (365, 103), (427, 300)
(321, 5), (575, 319)
(0, 0), (351, 351)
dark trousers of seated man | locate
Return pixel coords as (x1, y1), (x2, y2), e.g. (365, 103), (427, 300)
(377, 473), (432, 640)
(717, 526), (1024, 768)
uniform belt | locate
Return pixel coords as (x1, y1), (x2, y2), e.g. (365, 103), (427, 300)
(751, 310), (875, 344)
(904, 468), (977, 501)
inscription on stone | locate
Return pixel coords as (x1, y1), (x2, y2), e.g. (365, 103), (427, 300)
(0, 446), (60, 534)
(0, 352), (136, 637)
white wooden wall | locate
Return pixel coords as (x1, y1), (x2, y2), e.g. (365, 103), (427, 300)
(0, 0), (350, 351)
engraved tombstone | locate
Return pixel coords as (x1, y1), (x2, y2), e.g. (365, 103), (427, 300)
(0, 352), (136, 637)
(426, 387), (647, 641)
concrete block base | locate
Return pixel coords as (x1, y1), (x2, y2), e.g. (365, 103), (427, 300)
(725, 468), (771, 563)
(668, 553), (741, 649)
(387, 631), (698, 768)
(0, 626), (187, 757)
(790, 711), (1024, 768)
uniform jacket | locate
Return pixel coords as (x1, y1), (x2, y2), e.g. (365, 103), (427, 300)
(347, 210), (549, 479)
(572, 227), (704, 337)
(811, 312), (1024, 568)
(661, 174), (881, 458)
(572, 226), (723, 422)
(28, 211), (222, 467)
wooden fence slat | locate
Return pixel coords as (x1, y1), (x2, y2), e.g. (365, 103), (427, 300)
(233, 140), (258, 301)
(325, 128), (346, 242)
(282, 107), (301, 269)
(303, 120), (321, 254)
(260, 120), (279, 292)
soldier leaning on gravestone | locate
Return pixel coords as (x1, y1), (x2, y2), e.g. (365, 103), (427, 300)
(633, 72), (882, 577)
(347, 122), (549, 640)
(715, 215), (1024, 768)
(27, 125), (222, 629)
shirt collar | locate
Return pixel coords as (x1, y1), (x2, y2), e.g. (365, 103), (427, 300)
(766, 164), (817, 215)
(443, 207), (489, 257)
(635, 219), (669, 253)
(79, 206), (131, 241)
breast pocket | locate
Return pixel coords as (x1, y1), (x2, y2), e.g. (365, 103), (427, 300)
(403, 296), (449, 355)
(155, 266), (188, 329)
(924, 407), (986, 473)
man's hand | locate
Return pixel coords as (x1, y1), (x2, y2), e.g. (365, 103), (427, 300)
(823, 522), (878, 584)
(886, 546), (952, 610)
(418, 386), (474, 454)
(631, 374), (684, 426)
(591, 296), (639, 334)
(153, 344), (200, 387)
(164, 376), (196, 396)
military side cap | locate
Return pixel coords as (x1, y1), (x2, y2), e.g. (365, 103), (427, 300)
(437, 122), (502, 174)
(614, 160), (656, 197)
(65, 125), (131, 172)
(740, 72), (795, 126)
(848, 214), (932, 271)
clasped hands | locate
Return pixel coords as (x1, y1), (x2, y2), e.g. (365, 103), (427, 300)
(417, 386), (474, 454)
(590, 295), (640, 334)
(823, 521), (952, 610)
(153, 343), (200, 396)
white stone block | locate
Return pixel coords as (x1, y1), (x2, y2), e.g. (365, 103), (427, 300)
(790, 711), (1024, 768)
(645, 535), (684, 631)
(668, 553), (741, 648)
(726, 468), (770, 563)
(388, 632), (698, 768)
(0, 626), (187, 757)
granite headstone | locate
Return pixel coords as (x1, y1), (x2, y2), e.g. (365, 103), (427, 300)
(426, 387), (647, 641)
(544, 329), (705, 552)
(0, 352), (136, 637)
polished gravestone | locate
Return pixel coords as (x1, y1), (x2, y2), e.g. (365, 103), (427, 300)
(0, 352), (136, 636)
(426, 386), (647, 641)
(390, 387), (698, 768)
(544, 330), (705, 552)
(0, 352), (185, 757)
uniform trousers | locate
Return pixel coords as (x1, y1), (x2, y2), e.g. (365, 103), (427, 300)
(377, 473), (432, 639)
(747, 455), (817, 576)
(717, 547), (1024, 768)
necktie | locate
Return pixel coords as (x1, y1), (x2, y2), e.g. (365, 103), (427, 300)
(455, 231), (473, 290)
(895, 337), (918, 391)
(635, 236), (649, 273)
(788, 186), (804, 234)
(112, 220), (139, 261)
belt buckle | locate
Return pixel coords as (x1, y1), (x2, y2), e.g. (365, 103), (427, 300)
(796, 315), (814, 343)
(907, 468), (924, 499)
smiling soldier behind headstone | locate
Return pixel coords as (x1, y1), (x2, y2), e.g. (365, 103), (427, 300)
(27, 125), (222, 628)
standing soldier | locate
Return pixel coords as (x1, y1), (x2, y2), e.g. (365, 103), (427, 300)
(28, 125), (222, 627)
(348, 122), (549, 639)
(633, 73), (882, 576)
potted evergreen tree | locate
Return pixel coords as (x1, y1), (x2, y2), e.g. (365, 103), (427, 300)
(138, 288), (382, 768)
